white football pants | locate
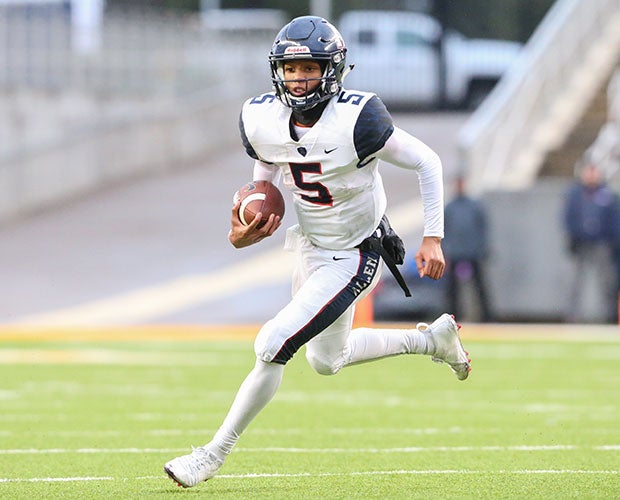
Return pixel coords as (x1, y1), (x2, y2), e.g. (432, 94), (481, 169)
(209, 225), (434, 458)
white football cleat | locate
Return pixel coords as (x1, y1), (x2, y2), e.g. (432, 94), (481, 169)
(164, 446), (223, 488)
(417, 313), (471, 380)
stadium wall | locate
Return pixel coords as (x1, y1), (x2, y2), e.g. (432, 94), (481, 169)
(0, 90), (240, 223)
(483, 178), (607, 323)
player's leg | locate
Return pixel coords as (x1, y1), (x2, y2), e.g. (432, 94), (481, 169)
(305, 298), (434, 375)
(304, 255), (469, 379)
(566, 244), (587, 322)
(593, 243), (618, 323)
(163, 244), (375, 487)
(444, 260), (460, 318)
(164, 243), (469, 487)
(306, 306), (469, 380)
(164, 359), (284, 488)
(210, 359), (284, 455)
(471, 260), (493, 321)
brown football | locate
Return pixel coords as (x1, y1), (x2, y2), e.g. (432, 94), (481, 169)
(235, 180), (285, 228)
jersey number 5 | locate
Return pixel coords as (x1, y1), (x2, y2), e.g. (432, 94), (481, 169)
(289, 163), (333, 206)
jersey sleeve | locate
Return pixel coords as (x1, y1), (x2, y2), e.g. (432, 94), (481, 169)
(253, 160), (281, 185)
(353, 95), (394, 163)
(378, 127), (444, 238)
(239, 109), (259, 160)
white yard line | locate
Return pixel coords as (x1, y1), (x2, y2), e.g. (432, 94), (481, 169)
(1, 468), (618, 484)
(1, 444), (618, 454)
(0, 348), (233, 365)
(0, 426), (465, 437)
(0, 477), (114, 483)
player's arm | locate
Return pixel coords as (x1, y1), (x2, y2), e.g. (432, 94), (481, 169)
(229, 160), (282, 249)
(252, 160), (281, 184)
(377, 127), (446, 279)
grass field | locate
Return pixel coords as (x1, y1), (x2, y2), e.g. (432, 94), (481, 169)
(0, 324), (619, 499)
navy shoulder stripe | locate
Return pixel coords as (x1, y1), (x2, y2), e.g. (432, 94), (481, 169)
(354, 96), (394, 163)
(239, 110), (259, 160)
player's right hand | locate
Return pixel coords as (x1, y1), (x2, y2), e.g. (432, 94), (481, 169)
(228, 200), (281, 249)
(414, 236), (445, 280)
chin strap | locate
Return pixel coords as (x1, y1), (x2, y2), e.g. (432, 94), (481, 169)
(341, 64), (355, 82)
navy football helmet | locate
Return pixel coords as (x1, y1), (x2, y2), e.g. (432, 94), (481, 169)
(269, 16), (348, 111)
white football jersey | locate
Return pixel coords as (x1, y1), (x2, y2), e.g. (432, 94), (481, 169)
(240, 89), (394, 250)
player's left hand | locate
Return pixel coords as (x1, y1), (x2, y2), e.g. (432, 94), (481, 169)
(228, 200), (281, 249)
(414, 236), (445, 280)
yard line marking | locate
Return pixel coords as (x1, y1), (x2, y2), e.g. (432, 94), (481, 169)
(0, 448), (188, 454)
(0, 476), (114, 483)
(1, 469), (618, 484)
(0, 427), (464, 437)
(216, 469), (620, 479)
(0, 324), (260, 342)
(1, 444), (618, 454)
(0, 348), (241, 366)
(241, 445), (582, 453)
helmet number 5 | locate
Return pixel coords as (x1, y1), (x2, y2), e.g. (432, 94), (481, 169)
(289, 162), (333, 206)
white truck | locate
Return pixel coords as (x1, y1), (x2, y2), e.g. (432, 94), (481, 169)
(338, 10), (523, 109)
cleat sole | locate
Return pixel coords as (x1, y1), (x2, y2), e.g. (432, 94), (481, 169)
(164, 466), (190, 489)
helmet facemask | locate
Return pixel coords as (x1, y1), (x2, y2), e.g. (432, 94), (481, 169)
(270, 56), (341, 111)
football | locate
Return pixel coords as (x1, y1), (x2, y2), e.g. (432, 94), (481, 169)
(234, 180), (285, 228)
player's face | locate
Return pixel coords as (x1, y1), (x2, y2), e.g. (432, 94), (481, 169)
(282, 60), (323, 97)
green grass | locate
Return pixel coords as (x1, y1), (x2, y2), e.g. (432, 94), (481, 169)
(1, 333), (619, 498)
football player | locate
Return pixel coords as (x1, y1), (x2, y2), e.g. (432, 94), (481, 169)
(164, 15), (471, 488)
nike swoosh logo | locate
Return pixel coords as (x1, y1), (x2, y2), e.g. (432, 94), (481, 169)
(332, 256), (349, 261)
(324, 147), (338, 154)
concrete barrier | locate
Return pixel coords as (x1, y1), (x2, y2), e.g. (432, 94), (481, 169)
(0, 89), (241, 223)
(484, 179), (575, 322)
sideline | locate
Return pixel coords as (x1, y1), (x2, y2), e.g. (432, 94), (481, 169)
(0, 324), (259, 342)
(0, 322), (617, 343)
(1, 444), (620, 454)
(1, 468), (618, 484)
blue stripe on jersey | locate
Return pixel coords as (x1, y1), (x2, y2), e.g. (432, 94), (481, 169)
(353, 96), (394, 165)
(272, 249), (381, 365)
(239, 110), (259, 160)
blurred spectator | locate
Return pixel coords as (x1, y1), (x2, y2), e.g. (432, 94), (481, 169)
(614, 217), (620, 324)
(563, 162), (620, 323)
(443, 177), (493, 322)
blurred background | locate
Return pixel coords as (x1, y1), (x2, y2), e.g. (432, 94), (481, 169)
(0, 0), (619, 327)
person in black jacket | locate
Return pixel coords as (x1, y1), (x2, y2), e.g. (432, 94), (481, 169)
(443, 176), (493, 322)
(563, 162), (620, 323)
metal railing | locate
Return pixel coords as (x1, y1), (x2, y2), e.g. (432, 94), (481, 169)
(458, 0), (620, 193)
(585, 68), (620, 184)
(0, 5), (279, 223)
(0, 4), (271, 97)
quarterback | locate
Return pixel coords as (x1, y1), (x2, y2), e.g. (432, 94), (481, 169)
(164, 15), (471, 488)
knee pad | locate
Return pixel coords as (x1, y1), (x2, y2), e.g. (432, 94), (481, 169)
(254, 320), (277, 363)
(254, 319), (299, 364)
(305, 350), (342, 376)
